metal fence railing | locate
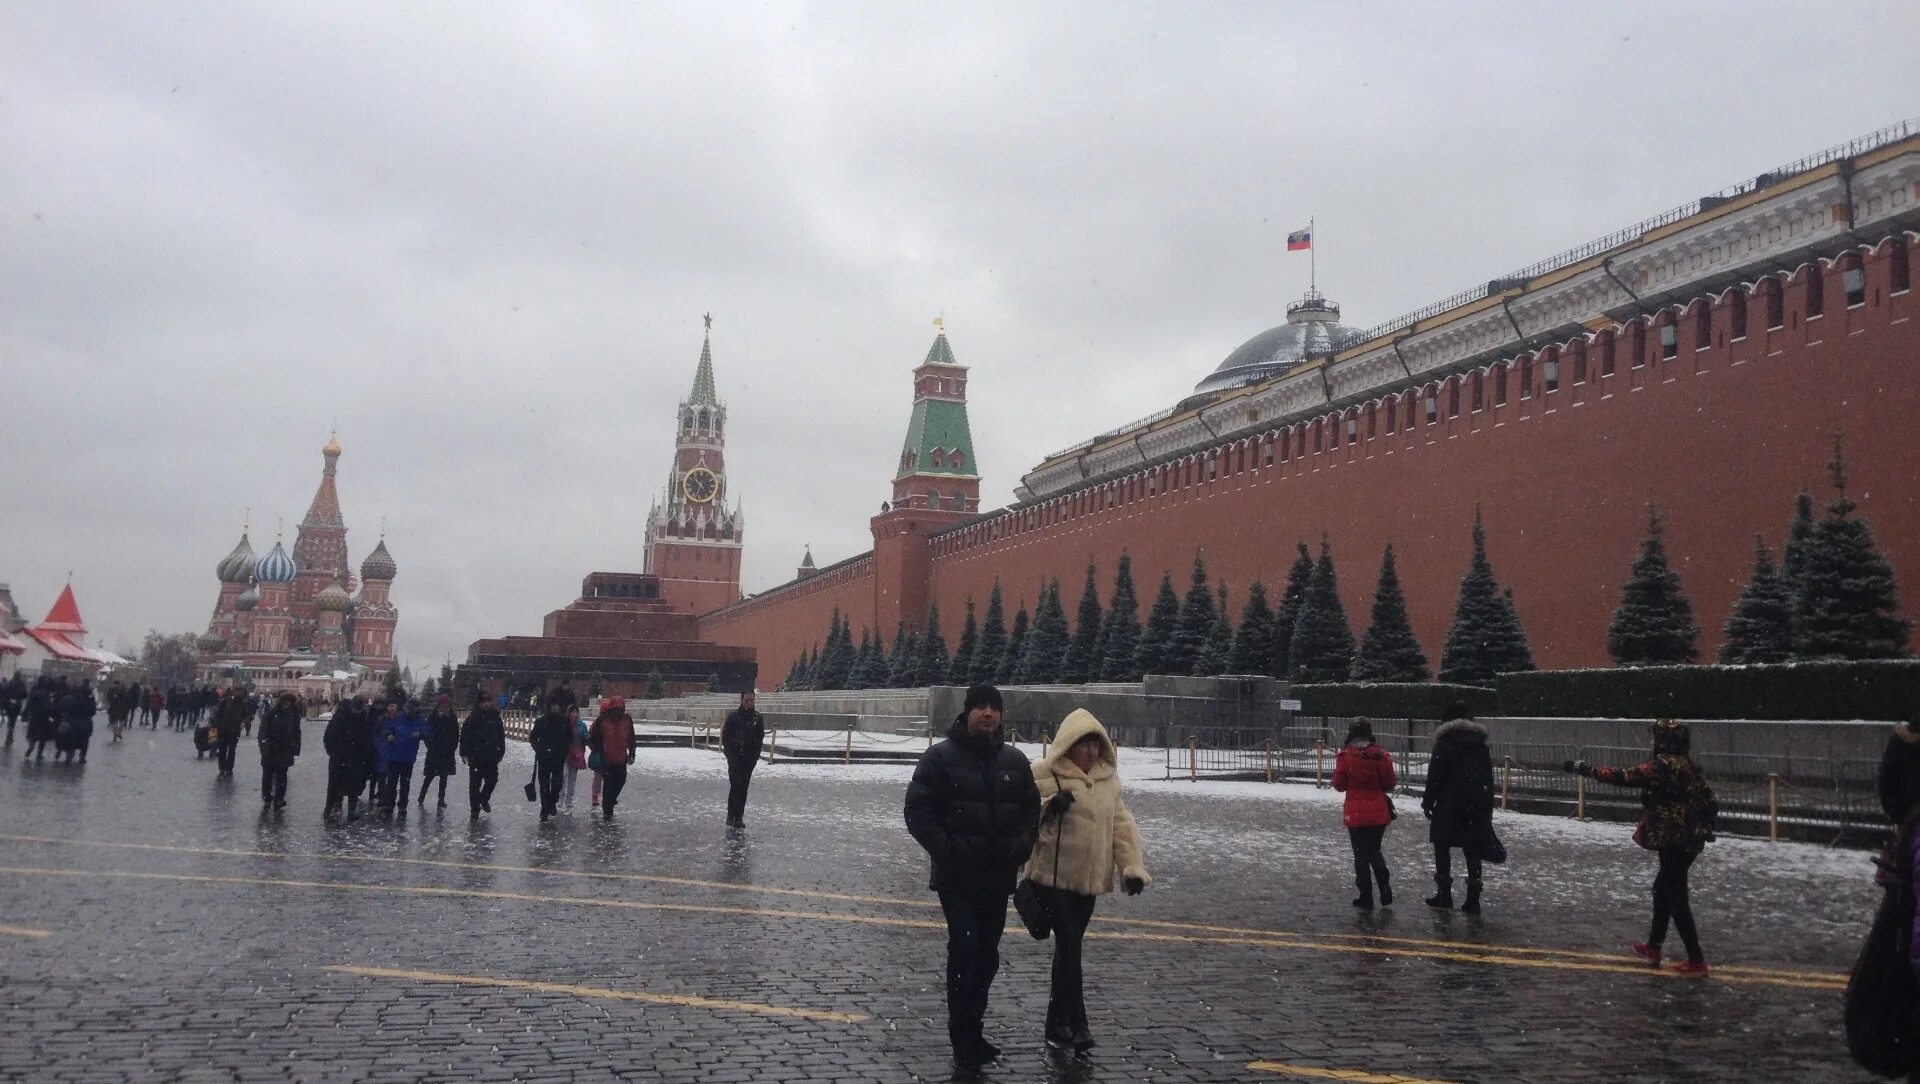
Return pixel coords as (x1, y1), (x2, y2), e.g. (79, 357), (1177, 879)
(1165, 717), (1888, 845)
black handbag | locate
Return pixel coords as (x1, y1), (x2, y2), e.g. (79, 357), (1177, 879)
(1479, 826), (1508, 865)
(524, 769), (538, 802)
(1014, 772), (1067, 940)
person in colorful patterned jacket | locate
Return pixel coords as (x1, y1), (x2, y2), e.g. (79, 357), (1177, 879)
(1564, 719), (1717, 977)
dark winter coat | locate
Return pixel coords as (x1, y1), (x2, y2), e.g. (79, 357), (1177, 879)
(529, 709), (573, 765)
(1586, 733), (1718, 852)
(25, 685), (59, 743)
(0, 675), (25, 715)
(1422, 718), (1495, 850)
(1333, 740), (1398, 829)
(458, 706), (507, 767)
(257, 699), (303, 769)
(903, 715), (1043, 896)
(721, 708), (765, 763)
(57, 687), (96, 749)
(1878, 721), (1920, 825)
(324, 701), (374, 775)
(421, 710), (460, 776)
(212, 693), (250, 743)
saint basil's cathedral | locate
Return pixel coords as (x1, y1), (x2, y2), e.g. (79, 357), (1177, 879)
(198, 434), (400, 692)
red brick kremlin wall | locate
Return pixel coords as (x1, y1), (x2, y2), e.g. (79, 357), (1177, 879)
(704, 237), (1919, 685)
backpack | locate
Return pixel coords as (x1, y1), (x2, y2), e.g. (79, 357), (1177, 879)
(1846, 834), (1920, 1076)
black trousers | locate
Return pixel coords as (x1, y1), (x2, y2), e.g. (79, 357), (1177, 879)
(601, 763), (628, 813)
(325, 760), (363, 813)
(726, 756), (756, 822)
(1349, 825), (1390, 897)
(468, 762), (499, 813)
(261, 766), (289, 804)
(380, 762), (415, 812)
(535, 757), (565, 815)
(938, 890), (1009, 1050)
(216, 738), (239, 774)
(1433, 842), (1482, 885)
(1038, 886), (1097, 1041)
(1652, 844), (1705, 962)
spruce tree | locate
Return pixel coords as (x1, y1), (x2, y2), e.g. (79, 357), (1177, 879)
(1020, 579), (1071, 684)
(1795, 437), (1912, 659)
(1226, 581), (1276, 674)
(1607, 505), (1701, 666)
(864, 633), (887, 687)
(914, 604), (950, 688)
(1288, 537), (1356, 683)
(783, 654), (804, 690)
(1272, 543), (1314, 679)
(1134, 573), (1182, 677)
(1098, 553), (1143, 681)
(1170, 552), (1218, 675)
(891, 630), (921, 688)
(1440, 509), (1517, 685)
(1195, 583), (1233, 677)
(815, 609), (851, 690)
(1059, 562), (1104, 684)
(1352, 543), (1430, 682)
(948, 600), (979, 686)
(848, 628), (875, 689)
(1492, 588), (1537, 674)
(883, 622), (909, 689)
(1719, 536), (1796, 664)
(972, 583), (1008, 685)
(996, 605), (1030, 684)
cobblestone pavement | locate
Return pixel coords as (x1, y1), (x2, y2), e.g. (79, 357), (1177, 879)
(0, 724), (1879, 1083)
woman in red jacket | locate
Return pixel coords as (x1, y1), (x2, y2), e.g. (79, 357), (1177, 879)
(1332, 718), (1397, 910)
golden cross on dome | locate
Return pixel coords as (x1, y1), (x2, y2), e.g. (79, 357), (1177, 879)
(933, 314), (944, 334)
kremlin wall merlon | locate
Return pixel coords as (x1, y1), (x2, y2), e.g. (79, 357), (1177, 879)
(699, 136), (1920, 686)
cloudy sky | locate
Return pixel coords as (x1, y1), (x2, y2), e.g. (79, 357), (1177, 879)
(4, 2), (1916, 672)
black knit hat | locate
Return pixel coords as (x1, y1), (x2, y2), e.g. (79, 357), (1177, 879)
(963, 684), (1004, 714)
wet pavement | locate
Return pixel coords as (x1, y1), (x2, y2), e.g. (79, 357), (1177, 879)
(0, 723), (1879, 1083)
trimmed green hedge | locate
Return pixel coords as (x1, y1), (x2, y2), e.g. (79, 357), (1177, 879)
(1495, 660), (1920, 721)
(1292, 683), (1499, 720)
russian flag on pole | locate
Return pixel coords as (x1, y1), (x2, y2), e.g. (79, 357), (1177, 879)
(1286, 226), (1313, 251)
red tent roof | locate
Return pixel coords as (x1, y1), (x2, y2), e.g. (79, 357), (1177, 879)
(0, 630), (25, 655)
(35, 584), (86, 635)
(25, 628), (94, 661)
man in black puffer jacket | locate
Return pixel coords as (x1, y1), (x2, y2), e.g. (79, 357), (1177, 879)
(904, 684), (1041, 1073)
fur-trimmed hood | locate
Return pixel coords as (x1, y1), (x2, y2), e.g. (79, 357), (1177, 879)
(1038, 708), (1117, 781)
(1026, 708), (1147, 896)
(1433, 718), (1488, 744)
(1893, 721), (1920, 745)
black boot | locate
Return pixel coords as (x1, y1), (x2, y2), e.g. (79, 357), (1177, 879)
(1426, 877), (1454, 910)
(1352, 874), (1374, 910)
(1378, 869), (1394, 907)
(1461, 878), (1483, 915)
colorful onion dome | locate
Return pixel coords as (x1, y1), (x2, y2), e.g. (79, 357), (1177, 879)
(196, 631), (226, 652)
(314, 578), (352, 613)
(234, 583), (260, 611)
(360, 539), (397, 582)
(255, 540), (297, 584)
(216, 532), (257, 584)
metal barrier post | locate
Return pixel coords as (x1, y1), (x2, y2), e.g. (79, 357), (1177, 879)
(1501, 758), (1512, 811)
(1265, 739), (1275, 784)
(1188, 736), (1198, 783)
(1315, 740), (1325, 788)
(1768, 774), (1780, 842)
(845, 722), (854, 765)
(928, 727), (935, 748)
(1576, 774), (1586, 820)
(768, 725), (778, 764)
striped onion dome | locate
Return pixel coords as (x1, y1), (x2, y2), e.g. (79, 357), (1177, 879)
(314, 578), (352, 613)
(255, 540), (298, 584)
(216, 532), (257, 584)
(234, 584), (260, 611)
(360, 539), (397, 582)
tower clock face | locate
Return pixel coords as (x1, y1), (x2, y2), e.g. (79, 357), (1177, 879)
(683, 467), (720, 504)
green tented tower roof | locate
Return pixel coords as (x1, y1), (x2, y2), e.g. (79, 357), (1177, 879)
(896, 327), (978, 481)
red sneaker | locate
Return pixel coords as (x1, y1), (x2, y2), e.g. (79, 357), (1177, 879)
(1631, 942), (1662, 966)
(1673, 960), (1709, 977)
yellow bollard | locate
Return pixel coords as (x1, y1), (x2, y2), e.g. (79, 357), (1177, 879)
(1264, 739), (1275, 785)
(1188, 736), (1198, 783)
(768, 726), (778, 764)
(1315, 740), (1325, 789)
(1501, 758), (1512, 811)
(844, 723), (854, 765)
(1768, 774), (1780, 843)
(1576, 774), (1587, 820)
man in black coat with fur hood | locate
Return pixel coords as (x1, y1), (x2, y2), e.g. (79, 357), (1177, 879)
(904, 684), (1041, 1073)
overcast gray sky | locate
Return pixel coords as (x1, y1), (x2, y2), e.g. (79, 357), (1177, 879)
(4, 1), (1916, 673)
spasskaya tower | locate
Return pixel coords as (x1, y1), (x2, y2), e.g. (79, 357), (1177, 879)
(644, 315), (744, 616)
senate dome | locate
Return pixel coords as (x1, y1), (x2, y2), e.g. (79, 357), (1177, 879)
(255, 540), (298, 584)
(215, 531), (257, 584)
(1188, 290), (1366, 402)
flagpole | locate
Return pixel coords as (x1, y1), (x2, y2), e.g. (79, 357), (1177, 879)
(1310, 216), (1316, 294)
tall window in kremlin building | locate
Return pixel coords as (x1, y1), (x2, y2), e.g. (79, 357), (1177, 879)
(643, 315), (745, 617)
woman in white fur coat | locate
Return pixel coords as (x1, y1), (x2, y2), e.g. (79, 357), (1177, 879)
(1025, 708), (1150, 1054)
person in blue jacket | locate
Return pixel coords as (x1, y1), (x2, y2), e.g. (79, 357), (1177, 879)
(375, 698), (428, 817)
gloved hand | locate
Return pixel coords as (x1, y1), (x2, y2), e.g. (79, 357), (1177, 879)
(1421, 807), (1433, 819)
(1562, 759), (1591, 776)
(1046, 791), (1075, 816)
(1123, 876), (1146, 896)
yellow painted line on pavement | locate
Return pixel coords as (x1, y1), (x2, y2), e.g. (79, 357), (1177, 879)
(0, 924), (50, 938)
(0, 863), (1844, 993)
(326, 965), (866, 1023)
(1249, 1061), (1458, 1084)
(0, 834), (1845, 984)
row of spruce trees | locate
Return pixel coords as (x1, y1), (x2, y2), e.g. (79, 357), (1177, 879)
(1611, 438), (1910, 666)
(782, 506), (1537, 691)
